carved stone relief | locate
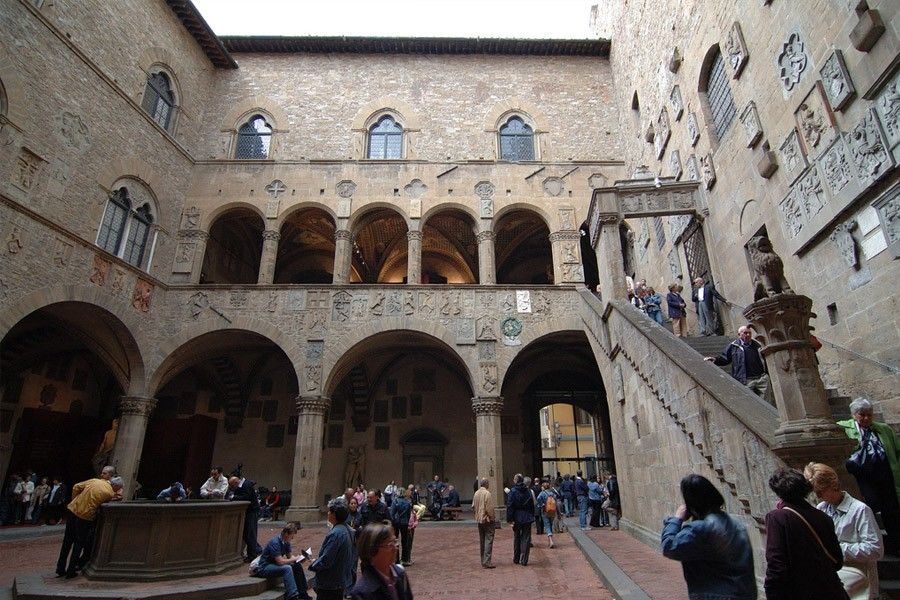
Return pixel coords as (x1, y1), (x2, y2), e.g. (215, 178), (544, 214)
(90, 255), (110, 286)
(776, 31), (809, 93)
(686, 154), (700, 182)
(266, 292), (278, 313)
(188, 291), (209, 319)
(265, 179), (286, 200)
(55, 111), (91, 151)
(655, 107), (671, 160)
(830, 220), (859, 269)
(872, 184), (900, 258)
(516, 290), (532, 313)
(846, 108), (894, 188)
(308, 290), (329, 310)
(686, 113), (700, 147)
(670, 85), (684, 120)
(797, 166), (827, 223)
(542, 177), (564, 197)
(229, 290), (249, 309)
(561, 264), (584, 282)
(13, 148), (43, 192)
(305, 364), (321, 392)
(820, 50), (855, 111)
(588, 172), (608, 189)
(667, 247), (682, 279)
(820, 136), (859, 200)
(181, 206), (201, 230)
(132, 279), (153, 312)
(481, 363), (498, 393)
(779, 128), (808, 184)
(780, 187), (804, 239)
(701, 154), (716, 190)
(478, 340), (496, 361)
(306, 341), (324, 364)
(332, 290), (352, 322)
(173, 242), (196, 273)
(500, 317), (523, 346)
(725, 21), (749, 78)
(669, 149), (682, 180)
(457, 318), (476, 345)
(285, 290), (307, 312)
(874, 73), (900, 152)
(336, 180), (356, 198)
(53, 238), (72, 267)
(475, 180), (495, 218)
(111, 269), (126, 294)
(476, 315), (496, 340)
(498, 292), (515, 314)
(740, 102), (763, 148)
(795, 84), (837, 158)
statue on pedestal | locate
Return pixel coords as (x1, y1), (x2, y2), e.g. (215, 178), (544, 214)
(92, 418), (119, 476)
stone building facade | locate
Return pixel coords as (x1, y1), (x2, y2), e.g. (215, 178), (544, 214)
(0, 0), (898, 578)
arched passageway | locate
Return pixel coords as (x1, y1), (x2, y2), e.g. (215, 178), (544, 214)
(0, 302), (143, 489)
(322, 330), (475, 501)
(201, 208), (264, 284)
(275, 207), (336, 283)
(421, 210), (478, 284)
(500, 330), (612, 479)
(351, 209), (408, 283)
(495, 209), (553, 284)
(145, 330), (298, 499)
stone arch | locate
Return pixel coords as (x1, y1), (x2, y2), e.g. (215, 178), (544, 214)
(95, 156), (166, 200)
(351, 97), (423, 132)
(495, 315), (586, 386)
(698, 44), (723, 93)
(137, 46), (186, 111)
(492, 202), (552, 231)
(275, 200), (338, 230)
(347, 201), (411, 233)
(482, 98), (549, 133)
(321, 318), (475, 396)
(146, 317), (304, 396)
(275, 203), (337, 284)
(420, 201), (480, 228)
(0, 46), (28, 126)
(221, 96), (290, 133)
(739, 199), (761, 236)
(203, 200), (267, 230)
(0, 285), (148, 396)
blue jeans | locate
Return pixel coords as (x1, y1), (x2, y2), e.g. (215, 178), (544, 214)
(578, 496), (589, 528)
(562, 496), (573, 516)
(542, 513), (553, 534)
(258, 562), (309, 599)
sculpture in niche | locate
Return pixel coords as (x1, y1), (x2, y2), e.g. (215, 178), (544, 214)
(747, 236), (795, 300)
(821, 139), (854, 195)
(847, 109), (893, 187)
(820, 50), (855, 111)
(701, 154), (716, 190)
(779, 129), (808, 184)
(740, 102), (763, 148)
(670, 85), (684, 120)
(686, 155), (700, 181)
(830, 220), (859, 269)
(725, 22), (749, 78)
(344, 446), (366, 490)
(669, 149), (682, 179)
(542, 177), (564, 197)
(876, 78), (900, 145)
(686, 113), (700, 147)
(777, 32), (809, 92)
(655, 107), (671, 159)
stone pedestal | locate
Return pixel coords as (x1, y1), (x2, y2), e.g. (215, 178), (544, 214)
(594, 216), (628, 301)
(333, 229), (352, 284)
(111, 396), (157, 500)
(550, 231), (584, 285)
(407, 230), (422, 284)
(472, 396), (505, 521)
(476, 230), (495, 284)
(744, 295), (854, 465)
(285, 395), (330, 523)
(257, 230), (280, 284)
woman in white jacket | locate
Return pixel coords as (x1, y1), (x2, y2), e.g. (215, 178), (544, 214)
(805, 462), (884, 600)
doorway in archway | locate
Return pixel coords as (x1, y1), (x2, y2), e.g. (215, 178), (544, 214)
(401, 428), (447, 492)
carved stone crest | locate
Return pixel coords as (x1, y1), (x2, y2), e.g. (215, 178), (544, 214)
(776, 32), (809, 93)
(820, 137), (857, 197)
(686, 112), (700, 147)
(265, 179), (286, 200)
(820, 50), (855, 111)
(542, 177), (564, 197)
(336, 180), (357, 198)
(332, 290), (352, 322)
(132, 279), (153, 312)
(475, 180), (495, 218)
(797, 167), (826, 221)
(305, 364), (321, 392)
(14, 148), (43, 192)
(846, 108), (894, 188)
(779, 128), (808, 184)
(90, 254), (110, 286)
(670, 85), (684, 120)
(588, 172), (608, 189)
(874, 74), (900, 149)
(476, 315), (496, 340)
(655, 107), (671, 159)
(405, 178), (427, 198)
(481, 363), (498, 393)
(686, 154), (700, 181)
(55, 111), (91, 151)
(669, 149), (682, 180)
(701, 154), (716, 190)
(779, 187), (805, 239)
(873, 184), (900, 257)
(53, 238), (73, 267)
(501, 317), (523, 346)
(830, 220), (859, 269)
(188, 291), (209, 319)
(740, 102), (763, 148)
(725, 22), (749, 78)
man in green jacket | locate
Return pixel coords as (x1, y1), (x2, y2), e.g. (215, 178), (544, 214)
(838, 397), (900, 554)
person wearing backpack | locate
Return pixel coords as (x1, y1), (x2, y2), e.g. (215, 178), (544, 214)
(536, 481), (558, 549)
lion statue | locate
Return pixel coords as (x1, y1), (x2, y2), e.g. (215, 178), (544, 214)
(747, 236), (794, 301)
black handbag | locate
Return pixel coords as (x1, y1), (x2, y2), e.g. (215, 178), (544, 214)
(846, 445), (870, 476)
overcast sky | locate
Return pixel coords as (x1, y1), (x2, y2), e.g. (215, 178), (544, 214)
(192, 0), (600, 39)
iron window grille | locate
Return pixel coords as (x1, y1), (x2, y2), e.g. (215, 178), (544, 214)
(367, 115), (403, 159)
(142, 72), (175, 131)
(96, 187), (154, 268)
(235, 115), (273, 159)
(499, 116), (535, 161)
(707, 51), (736, 141)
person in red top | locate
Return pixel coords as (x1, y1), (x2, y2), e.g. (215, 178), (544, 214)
(262, 485), (281, 521)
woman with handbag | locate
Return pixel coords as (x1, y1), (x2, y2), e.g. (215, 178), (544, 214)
(764, 468), (849, 600)
(805, 462), (884, 600)
(839, 397), (900, 555)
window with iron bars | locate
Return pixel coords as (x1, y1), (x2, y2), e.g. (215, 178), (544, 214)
(141, 72), (175, 131)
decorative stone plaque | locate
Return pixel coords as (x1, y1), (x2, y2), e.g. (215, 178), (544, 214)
(669, 149), (682, 180)
(686, 112), (700, 147)
(776, 31), (809, 94)
(740, 102), (763, 148)
(542, 177), (564, 197)
(820, 50), (855, 111)
(725, 21), (749, 78)
(670, 85), (684, 120)
(846, 108), (895, 189)
(872, 183), (900, 258)
(701, 154), (716, 190)
(874, 71), (900, 156)
(779, 128), (808, 184)
(655, 107), (671, 160)
(516, 290), (531, 313)
(686, 154), (700, 181)
(795, 83), (838, 159)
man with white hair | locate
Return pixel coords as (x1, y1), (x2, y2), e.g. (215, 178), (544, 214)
(56, 469), (123, 578)
(705, 325), (768, 397)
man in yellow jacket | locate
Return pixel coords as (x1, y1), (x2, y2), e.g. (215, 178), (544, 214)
(55, 467), (123, 578)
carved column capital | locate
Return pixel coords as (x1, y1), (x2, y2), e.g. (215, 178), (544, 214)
(476, 230), (495, 243)
(334, 229), (352, 242)
(296, 395), (331, 415)
(471, 396), (504, 416)
(262, 230), (281, 242)
(406, 230), (423, 242)
(118, 396), (157, 417)
(548, 231), (580, 242)
(743, 294), (815, 356)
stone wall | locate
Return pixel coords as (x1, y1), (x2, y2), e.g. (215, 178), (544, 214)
(596, 0), (900, 418)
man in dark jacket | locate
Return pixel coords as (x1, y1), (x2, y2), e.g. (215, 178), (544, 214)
(228, 475), (262, 561)
(705, 325), (768, 397)
(359, 490), (390, 528)
(560, 475), (575, 517)
(692, 276), (726, 336)
(506, 474), (535, 566)
(45, 477), (68, 525)
(575, 470), (590, 530)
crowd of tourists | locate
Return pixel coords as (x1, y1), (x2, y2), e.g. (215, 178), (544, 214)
(1, 470), (68, 526)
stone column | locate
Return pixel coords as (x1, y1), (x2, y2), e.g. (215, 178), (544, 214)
(284, 395), (330, 523)
(333, 229), (352, 284)
(549, 231), (584, 286)
(593, 216), (628, 302)
(257, 230), (280, 284)
(188, 231), (210, 285)
(744, 295), (854, 468)
(111, 396), (157, 499)
(476, 230), (496, 284)
(407, 230), (422, 284)
(472, 396), (505, 521)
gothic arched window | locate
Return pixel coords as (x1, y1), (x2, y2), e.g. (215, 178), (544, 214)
(97, 187), (155, 268)
(367, 115), (403, 159)
(235, 114), (273, 159)
(499, 116), (535, 161)
(701, 49), (737, 141)
(142, 71), (176, 131)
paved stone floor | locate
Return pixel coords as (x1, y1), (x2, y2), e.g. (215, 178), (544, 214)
(0, 523), (613, 598)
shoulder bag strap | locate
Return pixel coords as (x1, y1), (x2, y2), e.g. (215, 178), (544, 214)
(781, 506), (839, 565)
